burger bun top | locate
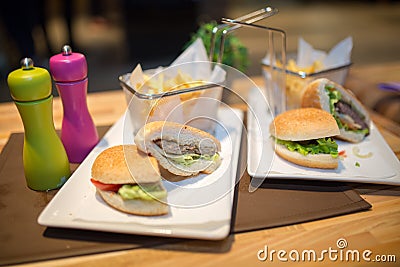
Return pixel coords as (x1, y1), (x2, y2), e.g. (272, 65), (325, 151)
(269, 108), (340, 141)
(91, 145), (162, 185)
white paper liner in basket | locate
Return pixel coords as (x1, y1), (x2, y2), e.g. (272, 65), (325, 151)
(125, 38), (226, 133)
(262, 37), (353, 72)
(262, 37), (353, 110)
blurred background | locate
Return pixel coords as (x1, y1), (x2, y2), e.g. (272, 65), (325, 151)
(0, 0), (399, 103)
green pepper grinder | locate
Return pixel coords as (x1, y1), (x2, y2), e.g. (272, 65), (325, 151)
(7, 58), (71, 191)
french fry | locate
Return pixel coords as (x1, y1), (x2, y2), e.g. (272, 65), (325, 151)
(281, 59), (325, 109)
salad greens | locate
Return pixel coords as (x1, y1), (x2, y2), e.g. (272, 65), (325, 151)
(185, 21), (249, 72)
(170, 153), (220, 166)
(118, 184), (167, 201)
(275, 137), (339, 158)
(325, 85), (344, 128)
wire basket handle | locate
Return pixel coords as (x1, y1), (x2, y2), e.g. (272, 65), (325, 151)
(209, 6), (279, 63)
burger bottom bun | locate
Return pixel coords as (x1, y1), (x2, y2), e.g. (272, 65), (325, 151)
(97, 189), (168, 216)
(275, 144), (338, 169)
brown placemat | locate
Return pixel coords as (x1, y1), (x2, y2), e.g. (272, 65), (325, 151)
(0, 127), (371, 266)
(232, 175), (371, 233)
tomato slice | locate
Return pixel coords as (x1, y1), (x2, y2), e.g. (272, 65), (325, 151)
(90, 178), (122, 192)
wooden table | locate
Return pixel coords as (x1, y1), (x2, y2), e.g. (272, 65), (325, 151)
(1, 63), (399, 266)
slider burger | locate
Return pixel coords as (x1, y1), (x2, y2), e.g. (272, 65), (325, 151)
(134, 121), (221, 176)
(302, 78), (370, 143)
(270, 108), (340, 169)
(90, 145), (168, 216)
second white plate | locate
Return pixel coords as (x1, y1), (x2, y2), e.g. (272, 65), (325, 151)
(247, 87), (400, 185)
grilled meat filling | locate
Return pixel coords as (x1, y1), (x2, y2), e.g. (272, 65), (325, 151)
(335, 101), (369, 132)
(154, 139), (216, 156)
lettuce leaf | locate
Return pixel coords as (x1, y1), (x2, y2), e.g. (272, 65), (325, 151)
(118, 184), (167, 201)
(185, 22), (249, 72)
(325, 85), (345, 129)
(275, 137), (338, 158)
(170, 153), (220, 166)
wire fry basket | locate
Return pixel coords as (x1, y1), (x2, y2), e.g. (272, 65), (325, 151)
(217, 7), (287, 116)
(118, 6), (287, 134)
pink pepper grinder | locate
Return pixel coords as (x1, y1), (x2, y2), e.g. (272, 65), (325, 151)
(49, 45), (99, 163)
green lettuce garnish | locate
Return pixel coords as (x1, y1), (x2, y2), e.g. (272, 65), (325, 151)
(118, 184), (167, 201)
(185, 22), (249, 72)
(275, 137), (338, 158)
(170, 153), (220, 166)
(325, 85), (344, 128)
(354, 128), (369, 135)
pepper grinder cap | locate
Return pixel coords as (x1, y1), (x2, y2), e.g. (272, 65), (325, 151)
(49, 45), (87, 82)
(7, 58), (52, 102)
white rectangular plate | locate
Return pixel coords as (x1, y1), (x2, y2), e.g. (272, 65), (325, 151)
(38, 107), (243, 240)
(247, 87), (400, 184)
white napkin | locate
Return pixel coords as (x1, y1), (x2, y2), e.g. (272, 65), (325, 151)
(126, 38), (226, 133)
(129, 38), (226, 87)
(262, 37), (353, 70)
(297, 37), (353, 69)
